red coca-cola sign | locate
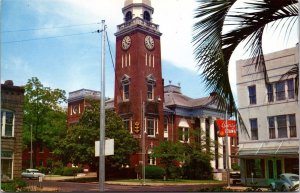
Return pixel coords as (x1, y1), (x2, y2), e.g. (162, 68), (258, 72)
(215, 120), (237, 137)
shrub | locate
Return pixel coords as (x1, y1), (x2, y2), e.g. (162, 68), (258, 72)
(62, 167), (83, 176)
(2, 178), (27, 192)
(145, 165), (166, 179)
(182, 157), (213, 180)
(231, 163), (240, 171)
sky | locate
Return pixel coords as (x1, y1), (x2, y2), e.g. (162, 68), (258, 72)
(1, 0), (298, 102)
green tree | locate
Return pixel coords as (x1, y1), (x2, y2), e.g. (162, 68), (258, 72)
(181, 128), (216, 180)
(23, 77), (67, 168)
(152, 141), (185, 179)
(55, 99), (139, 171)
(193, 0), (298, 112)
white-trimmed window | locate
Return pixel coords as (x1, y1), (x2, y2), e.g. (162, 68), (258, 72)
(289, 114), (297, 137)
(250, 118), (258, 140)
(1, 110), (15, 137)
(147, 118), (155, 137)
(123, 118), (131, 131)
(146, 74), (155, 100)
(268, 117), (276, 139)
(267, 114), (296, 139)
(287, 79), (295, 99)
(164, 117), (168, 140)
(248, 85), (256, 105)
(179, 127), (189, 142)
(121, 75), (130, 101)
(267, 83), (274, 102)
(277, 115), (288, 138)
(275, 81), (285, 101)
(1, 150), (13, 180)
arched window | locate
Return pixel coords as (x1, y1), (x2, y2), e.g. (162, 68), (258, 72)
(125, 11), (132, 22)
(143, 11), (150, 21)
(121, 74), (130, 100)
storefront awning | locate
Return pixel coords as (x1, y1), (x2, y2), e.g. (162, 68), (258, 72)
(237, 140), (299, 157)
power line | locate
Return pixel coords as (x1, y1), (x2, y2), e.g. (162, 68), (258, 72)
(1, 22), (100, 33)
(106, 31), (115, 71)
(2, 31), (97, 44)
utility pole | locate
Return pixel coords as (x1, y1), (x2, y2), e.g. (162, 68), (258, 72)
(99, 19), (106, 192)
(225, 105), (230, 187)
(140, 92), (146, 185)
(30, 124), (33, 169)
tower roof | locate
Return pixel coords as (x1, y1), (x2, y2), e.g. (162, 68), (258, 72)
(124, 0), (151, 7)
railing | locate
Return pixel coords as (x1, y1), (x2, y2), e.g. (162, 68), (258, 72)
(117, 17), (159, 32)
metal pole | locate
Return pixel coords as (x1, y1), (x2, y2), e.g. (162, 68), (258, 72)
(225, 106), (230, 187)
(30, 125), (33, 169)
(99, 20), (106, 192)
(141, 92), (146, 185)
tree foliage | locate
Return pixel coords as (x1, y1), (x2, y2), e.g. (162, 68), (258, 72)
(55, 99), (139, 170)
(193, 0), (298, 112)
(23, 77), (67, 167)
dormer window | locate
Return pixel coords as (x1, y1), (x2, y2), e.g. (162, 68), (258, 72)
(146, 74), (155, 100)
(143, 11), (150, 21)
(125, 11), (132, 22)
(121, 74), (130, 100)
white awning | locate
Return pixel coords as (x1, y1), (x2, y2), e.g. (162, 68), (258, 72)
(178, 118), (189, 128)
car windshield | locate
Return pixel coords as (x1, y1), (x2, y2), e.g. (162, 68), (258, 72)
(290, 176), (299, 181)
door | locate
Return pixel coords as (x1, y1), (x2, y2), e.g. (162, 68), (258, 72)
(267, 158), (283, 180)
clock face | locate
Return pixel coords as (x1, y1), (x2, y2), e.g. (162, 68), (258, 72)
(72, 105), (79, 115)
(122, 36), (131, 50)
(145, 35), (154, 50)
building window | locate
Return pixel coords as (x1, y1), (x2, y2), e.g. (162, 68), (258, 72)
(287, 79), (295, 99)
(1, 110), (15, 137)
(121, 75), (130, 101)
(267, 84), (274, 102)
(277, 115), (287, 138)
(1, 150), (13, 180)
(143, 11), (151, 21)
(125, 11), (132, 22)
(164, 117), (168, 140)
(179, 127), (189, 142)
(248, 85), (256, 105)
(250, 118), (258, 140)
(275, 81), (285, 101)
(147, 118), (155, 137)
(123, 119), (130, 130)
(268, 117), (275, 139)
(289, 114), (297, 137)
(146, 74), (155, 100)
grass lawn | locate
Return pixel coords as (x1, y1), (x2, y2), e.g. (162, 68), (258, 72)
(110, 178), (224, 184)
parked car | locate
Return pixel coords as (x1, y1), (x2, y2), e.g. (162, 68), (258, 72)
(21, 169), (45, 179)
(269, 173), (299, 192)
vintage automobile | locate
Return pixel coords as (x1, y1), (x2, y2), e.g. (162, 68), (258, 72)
(269, 173), (299, 192)
(21, 169), (45, 179)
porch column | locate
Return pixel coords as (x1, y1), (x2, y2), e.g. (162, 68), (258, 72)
(210, 117), (216, 169)
(218, 134), (224, 170)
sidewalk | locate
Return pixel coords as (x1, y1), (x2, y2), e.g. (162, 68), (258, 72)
(43, 172), (97, 181)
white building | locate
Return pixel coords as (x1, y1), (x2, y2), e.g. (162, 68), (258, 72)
(236, 46), (299, 186)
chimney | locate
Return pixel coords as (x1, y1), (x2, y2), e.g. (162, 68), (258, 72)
(4, 80), (14, 86)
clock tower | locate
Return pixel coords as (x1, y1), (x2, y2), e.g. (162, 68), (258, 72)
(114, 0), (164, 166)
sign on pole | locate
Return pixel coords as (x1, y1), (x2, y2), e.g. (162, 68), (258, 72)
(95, 139), (114, 156)
(215, 120), (237, 137)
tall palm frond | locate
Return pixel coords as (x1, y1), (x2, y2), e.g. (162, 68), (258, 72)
(193, 0), (298, 113)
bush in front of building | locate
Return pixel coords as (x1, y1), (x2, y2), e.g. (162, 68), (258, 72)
(62, 167), (83, 176)
(182, 157), (213, 180)
(231, 163), (240, 171)
(2, 178), (27, 192)
(145, 165), (166, 179)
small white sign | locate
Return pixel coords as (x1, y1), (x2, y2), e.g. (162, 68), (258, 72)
(95, 139), (114, 156)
